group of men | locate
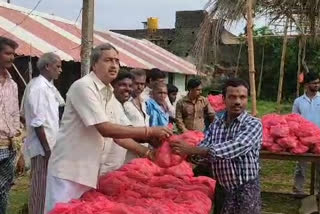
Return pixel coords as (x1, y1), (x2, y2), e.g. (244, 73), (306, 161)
(1, 34), (318, 214)
(0, 35), (263, 214)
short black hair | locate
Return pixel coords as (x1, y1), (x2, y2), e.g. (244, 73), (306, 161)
(112, 70), (134, 85)
(167, 84), (178, 94)
(0, 36), (18, 52)
(146, 68), (166, 83)
(222, 78), (249, 96)
(187, 78), (201, 90)
(304, 71), (319, 84)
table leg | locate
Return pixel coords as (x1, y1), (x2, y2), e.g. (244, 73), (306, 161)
(311, 163), (316, 195)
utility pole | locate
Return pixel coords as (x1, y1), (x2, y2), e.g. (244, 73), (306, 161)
(80, 0), (94, 77)
(246, 0), (257, 116)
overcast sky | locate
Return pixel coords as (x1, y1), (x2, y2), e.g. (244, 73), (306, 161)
(8, 0), (207, 29)
(4, 0), (267, 35)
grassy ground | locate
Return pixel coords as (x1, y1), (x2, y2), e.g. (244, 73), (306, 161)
(8, 100), (302, 214)
(249, 100), (292, 117)
(8, 176), (29, 214)
(256, 101), (302, 213)
(261, 160), (307, 214)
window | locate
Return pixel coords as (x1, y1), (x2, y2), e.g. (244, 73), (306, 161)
(168, 73), (175, 85)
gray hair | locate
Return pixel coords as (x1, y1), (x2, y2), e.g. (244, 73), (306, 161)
(130, 68), (146, 79)
(91, 43), (118, 66)
(37, 52), (60, 71)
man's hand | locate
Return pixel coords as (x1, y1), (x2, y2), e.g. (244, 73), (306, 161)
(171, 141), (209, 157)
(146, 149), (156, 161)
(16, 155), (25, 175)
(44, 149), (51, 159)
(138, 147), (156, 161)
(149, 138), (162, 148)
(170, 140), (195, 156)
(149, 127), (172, 139)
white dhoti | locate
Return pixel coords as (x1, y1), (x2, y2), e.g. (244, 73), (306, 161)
(44, 173), (91, 213)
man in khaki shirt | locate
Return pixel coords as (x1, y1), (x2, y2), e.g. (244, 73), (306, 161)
(45, 44), (171, 213)
(175, 78), (215, 133)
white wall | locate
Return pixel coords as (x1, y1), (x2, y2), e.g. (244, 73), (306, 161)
(173, 73), (185, 92)
(165, 73), (188, 99)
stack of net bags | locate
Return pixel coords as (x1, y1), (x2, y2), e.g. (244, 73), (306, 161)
(208, 95), (226, 112)
(262, 113), (320, 154)
(50, 131), (216, 214)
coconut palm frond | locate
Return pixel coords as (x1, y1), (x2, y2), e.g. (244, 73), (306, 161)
(205, 0), (250, 22)
(192, 15), (213, 71)
(193, 0), (320, 69)
(192, 14), (225, 71)
(260, 0), (320, 35)
(192, 0), (255, 70)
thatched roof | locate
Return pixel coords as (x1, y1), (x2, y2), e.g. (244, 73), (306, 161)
(204, 0), (320, 33)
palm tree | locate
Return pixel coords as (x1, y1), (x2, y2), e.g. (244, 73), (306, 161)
(194, 0), (258, 115)
(194, 0), (320, 115)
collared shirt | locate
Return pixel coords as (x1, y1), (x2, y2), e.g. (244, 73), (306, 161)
(141, 86), (152, 102)
(123, 97), (149, 127)
(48, 72), (113, 188)
(0, 71), (20, 139)
(198, 111), (262, 190)
(0, 71), (19, 160)
(100, 95), (131, 175)
(123, 97), (149, 162)
(146, 98), (169, 127)
(175, 95), (215, 132)
(292, 92), (320, 127)
(23, 75), (64, 158)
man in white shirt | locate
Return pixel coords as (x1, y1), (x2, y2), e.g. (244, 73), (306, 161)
(292, 72), (320, 194)
(100, 71), (133, 174)
(124, 69), (149, 127)
(99, 94), (132, 175)
(45, 44), (172, 213)
(167, 84), (179, 124)
(109, 70), (150, 164)
(23, 52), (64, 214)
(123, 69), (150, 162)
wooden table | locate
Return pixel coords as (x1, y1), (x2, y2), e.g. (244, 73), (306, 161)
(260, 151), (320, 195)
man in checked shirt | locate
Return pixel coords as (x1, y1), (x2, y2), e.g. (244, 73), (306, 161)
(172, 78), (262, 214)
(0, 37), (20, 214)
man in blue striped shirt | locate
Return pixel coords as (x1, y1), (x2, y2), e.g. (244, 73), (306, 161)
(172, 78), (262, 214)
